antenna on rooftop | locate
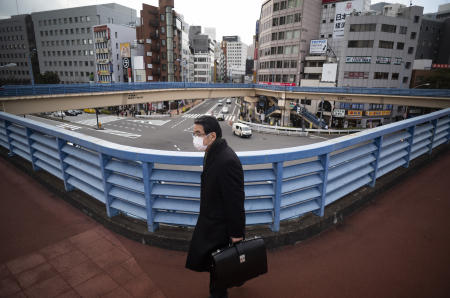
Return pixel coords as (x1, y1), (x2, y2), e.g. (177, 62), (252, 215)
(410, 0), (413, 7)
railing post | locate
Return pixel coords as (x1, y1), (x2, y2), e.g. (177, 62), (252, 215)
(4, 121), (15, 157)
(428, 119), (438, 155)
(404, 126), (416, 168)
(271, 162), (283, 232)
(98, 153), (119, 218)
(370, 136), (383, 187)
(446, 115), (450, 144)
(316, 153), (330, 217)
(26, 128), (40, 171)
(56, 138), (74, 192)
(142, 161), (158, 232)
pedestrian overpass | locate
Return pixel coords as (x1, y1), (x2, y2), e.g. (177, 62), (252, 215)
(1, 82), (449, 115)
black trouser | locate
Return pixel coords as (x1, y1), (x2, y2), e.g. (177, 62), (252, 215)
(209, 270), (228, 298)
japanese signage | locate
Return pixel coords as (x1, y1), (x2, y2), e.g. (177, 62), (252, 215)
(376, 57), (391, 64)
(345, 56), (371, 63)
(310, 39), (328, 54)
(258, 82), (297, 86)
(333, 109), (346, 118)
(333, 0), (365, 38)
(344, 71), (369, 79)
(432, 64), (450, 69)
(122, 57), (130, 69)
(366, 110), (391, 116)
(347, 110), (362, 117)
(120, 43), (131, 58)
(94, 25), (107, 33)
(98, 70), (110, 75)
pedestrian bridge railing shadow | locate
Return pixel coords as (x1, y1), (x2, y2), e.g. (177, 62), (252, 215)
(1, 109), (449, 232)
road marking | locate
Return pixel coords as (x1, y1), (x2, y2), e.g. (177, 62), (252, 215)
(126, 119), (171, 126)
(171, 117), (189, 129)
(96, 129), (141, 139)
(57, 123), (82, 131)
(75, 116), (124, 126)
(173, 144), (181, 151)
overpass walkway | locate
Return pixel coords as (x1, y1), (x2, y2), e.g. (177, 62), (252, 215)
(0, 148), (449, 297)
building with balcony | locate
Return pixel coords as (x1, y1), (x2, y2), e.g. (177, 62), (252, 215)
(31, 3), (137, 84)
(136, 0), (182, 82)
(256, 0), (322, 85)
(93, 24), (136, 83)
(0, 14), (37, 85)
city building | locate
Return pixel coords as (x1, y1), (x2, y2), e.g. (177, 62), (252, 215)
(0, 14), (38, 85)
(256, 0), (322, 85)
(336, 5), (423, 88)
(223, 36), (248, 83)
(136, 0), (182, 82)
(179, 15), (192, 82)
(93, 24), (136, 83)
(31, 3), (137, 84)
(189, 26), (215, 82)
(214, 42), (225, 82)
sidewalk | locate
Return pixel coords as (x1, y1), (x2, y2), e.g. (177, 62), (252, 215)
(1, 148), (449, 297)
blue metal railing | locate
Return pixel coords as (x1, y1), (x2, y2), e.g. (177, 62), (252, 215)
(0, 109), (449, 232)
(1, 82), (450, 98)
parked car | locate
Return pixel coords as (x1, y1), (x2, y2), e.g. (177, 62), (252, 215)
(232, 123), (252, 138)
(221, 106), (229, 114)
(64, 110), (77, 116)
(218, 99), (224, 106)
(226, 98), (232, 104)
(216, 113), (225, 121)
(73, 110), (83, 115)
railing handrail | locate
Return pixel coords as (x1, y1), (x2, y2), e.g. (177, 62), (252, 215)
(1, 108), (449, 165)
(1, 82), (450, 98)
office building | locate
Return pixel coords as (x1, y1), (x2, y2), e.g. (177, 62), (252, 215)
(337, 5), (423, 88)
(256, 0), (322, 85)
(93, 24), (136, 83)
(31, 3), (137, 84)
(223, 36), (248, 83)
(136, 0), (183, 82)
(189, 26), (215, 82)
(0, 15), (37, 85)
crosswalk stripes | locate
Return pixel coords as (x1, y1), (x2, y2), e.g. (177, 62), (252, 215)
(182, 113), (236, 121)
(96, 129), (141, 139)
(56, 123), (82, 131)
(75, 116), (124, 126)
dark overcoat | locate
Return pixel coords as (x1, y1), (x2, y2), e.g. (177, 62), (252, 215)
(185, 138), (245, 272)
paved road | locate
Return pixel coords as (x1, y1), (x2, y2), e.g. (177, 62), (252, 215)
(1, 146), (449, 297)
(29, 98), (332, 151)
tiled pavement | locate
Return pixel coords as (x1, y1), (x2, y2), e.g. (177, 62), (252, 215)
(1, 227), (164, 298)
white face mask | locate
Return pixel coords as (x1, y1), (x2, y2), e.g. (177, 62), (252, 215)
(193, 135), (208, 151)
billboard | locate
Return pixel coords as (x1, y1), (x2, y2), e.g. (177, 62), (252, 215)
(310, 39), (327, 54)
(321, 63), (338, 82)
(333, 0), (365, 38)
(120, 43), (131, 58)
(345, 56), (371, 63)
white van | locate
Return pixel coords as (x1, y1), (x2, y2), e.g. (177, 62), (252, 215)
(226, 98), (232, 104)
(232, 123), (252, 138)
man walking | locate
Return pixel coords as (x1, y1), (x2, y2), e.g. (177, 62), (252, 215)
(186, 116), (245, 298)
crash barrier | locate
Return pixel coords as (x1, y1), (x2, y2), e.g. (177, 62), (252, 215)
(1, 82), (450, 98)
(0, 109), (449, 232)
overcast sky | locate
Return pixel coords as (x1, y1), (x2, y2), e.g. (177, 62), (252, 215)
(0, 0), (448, 45)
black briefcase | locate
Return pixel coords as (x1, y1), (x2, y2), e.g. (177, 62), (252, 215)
(211, 237), (267, 289)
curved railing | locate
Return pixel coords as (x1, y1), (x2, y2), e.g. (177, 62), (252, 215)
(0, 109), (449, 232)
(1, 82), (450, 98)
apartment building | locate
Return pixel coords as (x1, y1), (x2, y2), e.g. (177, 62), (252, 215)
(256, 0), (322, 85)
(31, 3), (137, 84)
(136, 0), (183, 82)
(0, 15), (37, 85)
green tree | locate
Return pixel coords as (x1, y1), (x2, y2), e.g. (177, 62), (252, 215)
(36, 71), (60, 84)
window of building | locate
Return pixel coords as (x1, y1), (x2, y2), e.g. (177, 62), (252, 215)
(272, 32), (277, 41)
(350, 23), (376, 32)
(374, 72), (389, 80)
(273, 2), (279, 11)
(403, 77), (408, 83)
(397, 42), (404, 50)
(348, 40), (374, 48)
(322, 19), (326, 23)
(379, 40), (394, 49)
(280, 1), (287, 10)
(405, 62), (411, 69)
(391, 73), (399, 80)
(279, 16), (286, 25)
(381, 24), (396, 33)
(278, 31), (284, 40)
(408, 47), (414, 54)
(414, 16), (420, 23)
(410, 32), (416, 39)
(161, 14), (165, 21)
(272, 18), (279, 26)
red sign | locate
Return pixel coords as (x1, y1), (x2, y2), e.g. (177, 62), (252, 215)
(259, 82), (296, 86)
(94, 25), (107, 32)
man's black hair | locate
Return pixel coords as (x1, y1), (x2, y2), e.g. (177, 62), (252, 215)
(194, 115), (222, 139)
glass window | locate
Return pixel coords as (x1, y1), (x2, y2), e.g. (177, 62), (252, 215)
(397, 42), (404, 50)
(379, 40), (394, 49)
(381, 24), (396, 33)
(348, 40), (374, 48)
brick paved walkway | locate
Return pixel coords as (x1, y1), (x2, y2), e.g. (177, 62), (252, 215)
(0, 148), (449, 297)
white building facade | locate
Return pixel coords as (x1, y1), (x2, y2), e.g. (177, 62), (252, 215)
(223, 36), (248, 82)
